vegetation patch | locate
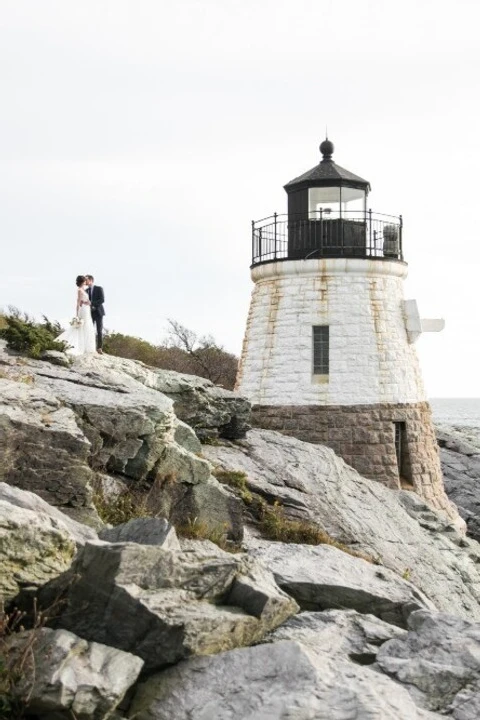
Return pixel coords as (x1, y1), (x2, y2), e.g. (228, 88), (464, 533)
(0, 310), (66, 360)
(200, 436), (221, 446)
(256, 500), (372, 561)
(0, 606), (26, 720)
(93, 487), (240, 553)
(104, 318), (238, 389)
(0, 598), (56, 720)
(176, 518), (240, 553)
(1, 309), (238, 388)
(212, 469), (252, 503)
(92, 487), (150, 526)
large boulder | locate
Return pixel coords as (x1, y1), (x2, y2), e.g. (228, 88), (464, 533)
(204, 429), (480, 620)
(377, 610), (480, 717)
(248, 539), (435, 628)
(129, 611), (440, 720)
(41, 541), (298, 671)
(7, 627), (143, 720)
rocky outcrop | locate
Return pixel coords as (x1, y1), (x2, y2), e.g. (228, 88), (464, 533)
(377, 610), (480, 717)
(5, 338), (480, 717)
(247, 539), (435, 628)
(438, 425), (480, 542)
(129, 611), (440, 720)
(7, 627), (143, 720)
(77, 352), (251, 441)
(204, 429), (480, 619)
(40, 541), (299, 671)
(0, 343), (244, 538)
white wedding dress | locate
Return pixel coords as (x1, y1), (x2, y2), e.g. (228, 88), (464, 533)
(57, 288), (97, 356)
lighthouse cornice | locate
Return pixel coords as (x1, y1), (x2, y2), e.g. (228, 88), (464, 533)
(251, 257), (408, 283)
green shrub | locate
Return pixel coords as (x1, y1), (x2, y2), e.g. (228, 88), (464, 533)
(1, 313), (66, 359)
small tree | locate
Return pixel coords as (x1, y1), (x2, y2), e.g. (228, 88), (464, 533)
(166, 319), (238, 388)
(104, 321), (239, 389)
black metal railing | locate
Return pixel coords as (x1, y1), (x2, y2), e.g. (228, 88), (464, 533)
(251, 211), (403, 266)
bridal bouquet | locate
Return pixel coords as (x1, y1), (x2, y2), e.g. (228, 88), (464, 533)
(70, 317), (84, 328)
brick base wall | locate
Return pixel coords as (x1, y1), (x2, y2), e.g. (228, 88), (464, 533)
(252, 402), (457, 523)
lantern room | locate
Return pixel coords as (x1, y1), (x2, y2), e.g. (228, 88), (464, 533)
(251, 138), (403, 265)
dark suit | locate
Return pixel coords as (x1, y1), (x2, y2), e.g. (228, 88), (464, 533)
(87, 285), (105, 350)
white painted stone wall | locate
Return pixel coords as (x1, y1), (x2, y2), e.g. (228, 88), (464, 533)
(236, 258), (427, 406)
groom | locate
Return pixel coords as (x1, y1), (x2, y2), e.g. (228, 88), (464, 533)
(85, 274), (105, 353)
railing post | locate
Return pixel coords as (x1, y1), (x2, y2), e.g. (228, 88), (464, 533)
(259, 228), (262, 261)
(320, 208), (323, 255)
(274, 212), (277, 261)
(251, 220), (255, 264)
(399, 214), (403, 260)
(368, 209), (372, 255)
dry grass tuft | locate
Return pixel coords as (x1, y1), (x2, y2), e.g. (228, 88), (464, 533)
(92, 488), (150, 526)
(0, 595), (65, 720)
(212, 469), (253, 503)
(213, 466), (376, 563)
(176, 517), (240, 553)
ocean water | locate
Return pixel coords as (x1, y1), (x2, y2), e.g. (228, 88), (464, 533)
(430, 398), (480, 427)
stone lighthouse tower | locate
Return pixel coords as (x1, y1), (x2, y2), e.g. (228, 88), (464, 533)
(236, 137), (456, 521)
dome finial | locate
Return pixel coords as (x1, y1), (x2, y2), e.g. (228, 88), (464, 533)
(320, 134), (334, 161)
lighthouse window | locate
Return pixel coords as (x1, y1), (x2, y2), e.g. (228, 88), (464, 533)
(313, 326), (329, 375)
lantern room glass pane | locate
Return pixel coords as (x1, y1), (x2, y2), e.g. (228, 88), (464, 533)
(341, 186), (366, 216)
(308, 187), (340, 219)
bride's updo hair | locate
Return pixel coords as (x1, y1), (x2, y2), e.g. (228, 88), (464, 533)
(76, 275), (86, 287)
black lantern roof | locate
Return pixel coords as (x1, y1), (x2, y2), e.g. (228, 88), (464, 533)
(284, 138), (371, 193)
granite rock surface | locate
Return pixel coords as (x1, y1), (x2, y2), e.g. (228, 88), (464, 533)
(129, 610), (441, 720)
(247, 539), (435, 627)
(204, 429), (480, 619)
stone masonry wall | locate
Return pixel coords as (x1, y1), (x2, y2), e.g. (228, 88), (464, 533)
(252, 401), (457, 523)
(236, 258), (426, 406)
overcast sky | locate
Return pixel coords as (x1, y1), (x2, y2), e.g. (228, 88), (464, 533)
(1, 0), (479, 397)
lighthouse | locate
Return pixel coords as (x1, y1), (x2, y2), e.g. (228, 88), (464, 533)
(236, 137), (456, 521)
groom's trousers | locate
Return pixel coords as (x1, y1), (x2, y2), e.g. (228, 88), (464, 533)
(92, 314), (103, 350)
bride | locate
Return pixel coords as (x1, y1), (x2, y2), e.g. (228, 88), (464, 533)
(57, 275), (97, 355)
